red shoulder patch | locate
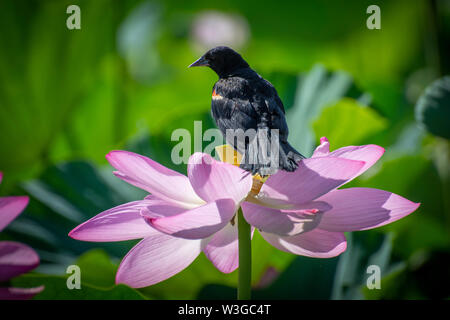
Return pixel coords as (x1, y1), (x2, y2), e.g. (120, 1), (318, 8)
(212, 89), (223, 100)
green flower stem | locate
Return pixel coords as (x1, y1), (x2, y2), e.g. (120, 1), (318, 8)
(237, 206), (252, 300)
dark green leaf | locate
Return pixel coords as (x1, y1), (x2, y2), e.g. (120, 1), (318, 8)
(415, 76), (450, 139)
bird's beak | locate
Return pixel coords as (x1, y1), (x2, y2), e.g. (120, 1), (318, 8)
(188, 56), (209, 68)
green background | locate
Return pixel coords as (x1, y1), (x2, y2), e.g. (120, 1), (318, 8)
(1, 0), (449, 299)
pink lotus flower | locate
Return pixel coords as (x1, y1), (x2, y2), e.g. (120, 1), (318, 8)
(240, 137), (420, 258)
(0, 172), (43, 300)
(69, 138), (419, 289)
(69, 151), (253, 288)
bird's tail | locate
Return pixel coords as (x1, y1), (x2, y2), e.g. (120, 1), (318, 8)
(279, 141), (305, 172)
(239, 137), (304, 176)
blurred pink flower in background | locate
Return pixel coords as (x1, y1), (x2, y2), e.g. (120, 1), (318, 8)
(69, 137), (420, 289)
(0, 172), (43, 300)
(190, 10), (250, 52)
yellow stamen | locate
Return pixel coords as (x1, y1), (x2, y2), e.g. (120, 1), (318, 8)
(215, 144), (242, 167)
(250, 174), (268, 197)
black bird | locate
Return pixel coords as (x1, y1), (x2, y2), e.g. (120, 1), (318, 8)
(189, 46), (304, 176)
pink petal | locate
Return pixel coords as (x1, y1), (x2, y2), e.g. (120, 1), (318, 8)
(259, 157), (365, 206)
(328, 145), (384, 178)
(203, 223), (255, 274)
(317, 187), (420, 232)
(0, 241), (40, 282)
(0, 172), (3, 184)
(0, 196), (29, 232)
(312, 137), (385, 179)
(68, 200), (158, 242)
(140, 198), (187, 218)
(106, 151), (203, 208)
(141, 199), (236, 239)
(0, 286), (44, 300)
(241, 202), (323, 236)
(116, 234), (202, 288)
(312, 137), (330, 157)
(260, 228), (347, 258)
(203, 223), (239, 273)
(188, 153), (252, 205)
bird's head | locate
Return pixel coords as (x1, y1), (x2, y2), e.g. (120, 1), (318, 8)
(188, 46), (249, 78)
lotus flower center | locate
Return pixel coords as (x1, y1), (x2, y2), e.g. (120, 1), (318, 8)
(249, 174), (267, 197)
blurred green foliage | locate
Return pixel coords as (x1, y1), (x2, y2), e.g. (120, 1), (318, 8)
(415, 76), (450, 139)
(1, 0), (449, 299)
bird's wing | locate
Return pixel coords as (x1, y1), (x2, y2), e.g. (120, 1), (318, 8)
(252, 80), (290, 142)
(263, 95), (289, 143)
(262, 79), (286, 114)
(211, 94), (258, 155)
